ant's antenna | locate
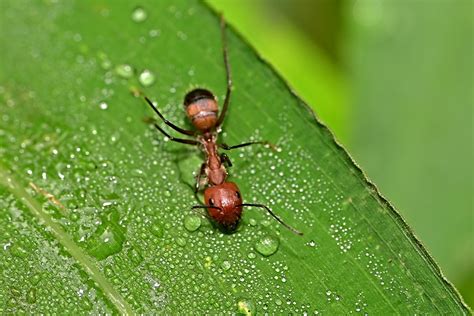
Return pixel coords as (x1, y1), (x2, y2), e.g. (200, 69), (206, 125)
(238, 203), (303, 236)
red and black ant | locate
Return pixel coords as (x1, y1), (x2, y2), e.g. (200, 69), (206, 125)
(143, 17), (302, 236)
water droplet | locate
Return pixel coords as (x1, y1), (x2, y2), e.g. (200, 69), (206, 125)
(237, 298), (256, 315)
(87, 226), (125, 260)
(98, 52), (112, 70)
(254, 235), (279, 257)
(26, 288), (36, 304)
(221, 260), (231, 271)
(128, 247), (144, 266)
(138, 69), (156, 87)
(249, 218), (257, 226)
(275, 298), (282, 306)
(99, 101), (108, 110)
(183, 214), (201, 232)
(85, 209), (125, 260)
(115, 64), (133, 78)
(247, 252), (256, 259)
(151, 223), (164, 238)
(131, 6), (147, 23)
(176, 237), (187, 247)
(31, 274), (42, 285)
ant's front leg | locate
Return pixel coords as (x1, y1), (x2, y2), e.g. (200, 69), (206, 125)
(218, 141), (276, 151)
(194, 163), (207, 194)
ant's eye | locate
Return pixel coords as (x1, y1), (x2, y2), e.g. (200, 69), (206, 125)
(209, 198), (215, 206)
(235, 191), (241, 199)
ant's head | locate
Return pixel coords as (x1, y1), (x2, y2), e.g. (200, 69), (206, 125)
(184, 88), (219, 132)
(204, 182), (243, 232)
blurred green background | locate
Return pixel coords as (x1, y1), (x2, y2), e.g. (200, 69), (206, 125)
(208, 0), (473, 307)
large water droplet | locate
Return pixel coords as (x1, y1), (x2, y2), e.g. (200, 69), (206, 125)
(85, 208), (125, 260)
(183, 214), (201, 232)
(131, 7), (147, 23)
(254, 235), (279, 257)
(138, 69), (156, 87)
(115, 64), (134, 78)
(237, 298), (256, 315)
(86, 225), (125, 260)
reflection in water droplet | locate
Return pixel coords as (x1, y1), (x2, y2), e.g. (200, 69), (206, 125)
(138, 69), (156, 87)
(237, 298), (256, 316)
(183, 214), (201, 232)
(131, 6), (147, 23)
(255, 235), (279, 257)
(115, 64), (134, 78)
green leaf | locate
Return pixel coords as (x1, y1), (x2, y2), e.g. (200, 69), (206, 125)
(0, 0), (469, 314)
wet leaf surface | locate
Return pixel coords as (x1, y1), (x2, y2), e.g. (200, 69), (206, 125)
(0, 0), (469, 314)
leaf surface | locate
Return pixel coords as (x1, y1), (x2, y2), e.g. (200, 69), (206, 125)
(0, 0), (468, 314)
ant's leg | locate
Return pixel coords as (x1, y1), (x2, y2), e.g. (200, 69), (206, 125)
(239, 203), (303, 236)
(220, 153), (232, 167)
(153, 124), (199, 146)
(194, 163), (207, 194)
(216, 15), (233, 127)
(219, 141), (275, 151)
(144, 96), (196, 136)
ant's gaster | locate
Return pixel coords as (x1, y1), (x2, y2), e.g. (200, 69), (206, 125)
(143, 16), (302, 236)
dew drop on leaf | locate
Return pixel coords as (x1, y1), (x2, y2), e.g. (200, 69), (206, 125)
(99, 101), (108, 110)
(237, 298), (256, 316)
(131, 6), (147, 23)
(150, 223), (164, 238)
(138, 69), (156, 87)
(115, 64), (133, 78)
(176, 237), (187, 247)
(183, 214), (201, 232)
(26, 288), (37, 304)
(221, 260), (231, 271)
(254, 235), (279, 257)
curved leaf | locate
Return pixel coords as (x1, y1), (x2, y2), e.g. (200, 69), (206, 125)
(0, 0), (469, 314)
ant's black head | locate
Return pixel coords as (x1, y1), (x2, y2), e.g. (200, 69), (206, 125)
(184, 88), (215, 107)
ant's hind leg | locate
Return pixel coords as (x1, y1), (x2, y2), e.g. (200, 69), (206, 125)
(144, 96), (196, 136)
(153, 124), (199, 146)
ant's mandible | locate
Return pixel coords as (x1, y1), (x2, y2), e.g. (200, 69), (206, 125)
(143, 16), (302, 236)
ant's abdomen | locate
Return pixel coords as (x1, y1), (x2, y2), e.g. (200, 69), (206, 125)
(184, 88), (218, 131)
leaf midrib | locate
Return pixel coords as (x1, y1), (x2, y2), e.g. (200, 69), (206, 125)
(0, 164), (135, 315)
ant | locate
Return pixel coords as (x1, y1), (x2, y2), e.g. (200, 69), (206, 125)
(143, 17), (302, 236)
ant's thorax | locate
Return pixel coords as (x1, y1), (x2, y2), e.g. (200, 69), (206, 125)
(197, 132), (227, 186)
